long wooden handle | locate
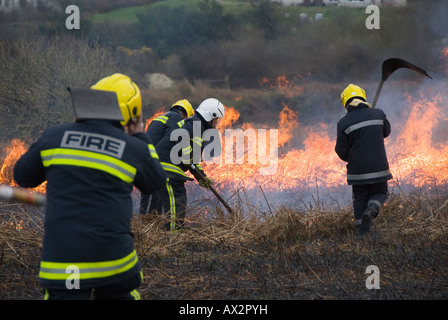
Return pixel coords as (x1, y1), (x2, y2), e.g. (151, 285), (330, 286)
(371, 79), (384, 109)
(0, 185), (46, 207)
(190, 165), (233, 214)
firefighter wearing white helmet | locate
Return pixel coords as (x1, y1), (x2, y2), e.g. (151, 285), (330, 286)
(155, 98), (225, 231)
(196, 98), (225, 124)
(140, 99), (194, 215)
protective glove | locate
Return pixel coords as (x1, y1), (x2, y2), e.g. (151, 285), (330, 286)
(199, 176), (214, 189)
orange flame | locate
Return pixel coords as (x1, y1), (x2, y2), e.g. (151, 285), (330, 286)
(0, 139), (27, 186)
(0, 139), (47, 193)
(144, 107), (166, 131)
(260, 74), (304, 98)
(388, 93), (448, 188)
(1, 69), (447, 207)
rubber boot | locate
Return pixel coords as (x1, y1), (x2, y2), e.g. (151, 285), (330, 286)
(359, 204), (379, 234)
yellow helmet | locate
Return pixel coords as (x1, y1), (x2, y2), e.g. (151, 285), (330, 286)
(91, 73), (141, 126)
(171, 99), (194, 118)
(340, 84), (367, 107)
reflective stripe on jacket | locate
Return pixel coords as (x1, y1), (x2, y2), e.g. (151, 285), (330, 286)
(13, 119), (167, 289)
(335, 103), (392, 185)
(155, 114), (210, 182)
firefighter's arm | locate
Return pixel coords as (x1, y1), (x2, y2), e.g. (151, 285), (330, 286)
(335, 123), (349, 162)
(134, 143), (167, 195)
(13, 139), (46, 188)
(383, 113), (391, 138)
(189, 164), (214, 189)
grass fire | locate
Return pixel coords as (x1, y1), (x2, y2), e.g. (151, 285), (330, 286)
(1, 0), (448, 302)
(1, 73), (448, 300)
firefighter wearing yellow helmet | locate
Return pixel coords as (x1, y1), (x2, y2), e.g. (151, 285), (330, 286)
(13, 73), (166, 299)
(139, 98), (194, 215)
(91, 73), (142, 126)
(340, 83), (370, 110)
(335, 84), (392, 234)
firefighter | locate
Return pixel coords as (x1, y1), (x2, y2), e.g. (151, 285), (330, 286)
(140, 99), (194, 215)
(335, 84), (392, 234)
(13, 74), (166, 300)
(156, 98), (225, 231)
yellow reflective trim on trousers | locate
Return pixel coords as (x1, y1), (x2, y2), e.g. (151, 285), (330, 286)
(160, 162), (189, 178)
(41, 148), (136, 183)
(130, 289), (141, 300)
(148, 144), (159, 159)
(39, 250), (139, 281)
(166, 178), (176, 231)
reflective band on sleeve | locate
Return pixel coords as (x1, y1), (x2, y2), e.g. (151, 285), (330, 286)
(347, 169), (391, 181)
(153, 116), (169, 124)
(39, 250), (139, 280)
(182, 145), (192, 156)
(344, 120), (384, 135)
(191, 136), (203, 147)
(41, 148), (136, 183)
(177, 120), (185, 127)
(160, 162), (189, 178)
(148, 144), (159, 159)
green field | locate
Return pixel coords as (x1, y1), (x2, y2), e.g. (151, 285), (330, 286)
(90, 0), (205, 24)
(89, 0), (361, 25)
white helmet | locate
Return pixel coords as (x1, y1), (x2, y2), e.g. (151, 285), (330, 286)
(196, 98), (225, 122)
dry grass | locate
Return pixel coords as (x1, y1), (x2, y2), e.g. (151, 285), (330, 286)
(1, 192), (447, 300)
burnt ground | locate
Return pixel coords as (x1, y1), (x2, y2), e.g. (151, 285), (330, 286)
(1, 193), (447, 301)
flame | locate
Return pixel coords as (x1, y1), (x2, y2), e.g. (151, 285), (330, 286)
(388, 94), (448, 188)
(277, 104), (299, 148)
(0, 139), (27, 186)
(1, 69), (447, 207)
(203, 75), (448, 199)
(144, 107), (166, 131)
(0, 139), (46, 193)
(217, 106), (240, 131)
(260, 74), (304, 98)
(204, 106), (344, 192)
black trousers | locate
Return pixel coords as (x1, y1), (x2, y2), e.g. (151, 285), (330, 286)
(140, 190), (162, 215)
(44, 273), (142, 300)
(352, 181), (389, 225)
(161, 178), (187, 231)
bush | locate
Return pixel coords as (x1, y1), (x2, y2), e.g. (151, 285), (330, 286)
(0, 36), (120, 142)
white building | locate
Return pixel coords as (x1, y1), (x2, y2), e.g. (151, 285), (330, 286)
(273, 0), (406, 6)
(0, 0), (60, 12)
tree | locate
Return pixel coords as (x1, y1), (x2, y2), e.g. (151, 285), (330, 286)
(134, 0), (237, 58)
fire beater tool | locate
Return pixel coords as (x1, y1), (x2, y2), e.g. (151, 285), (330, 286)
(0, 185), (46, 207)
(372, 58), (432, 109)
(190, 164), (233, 214)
